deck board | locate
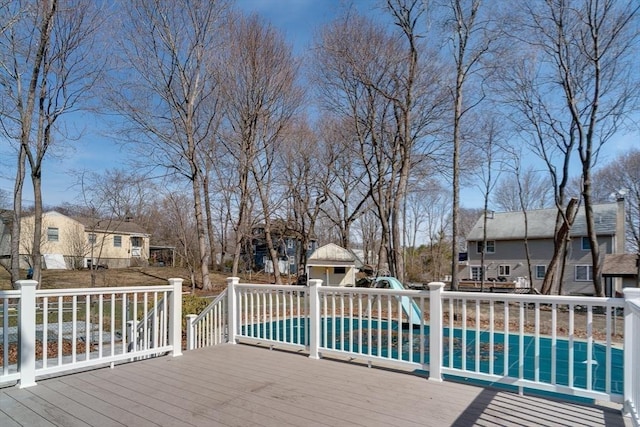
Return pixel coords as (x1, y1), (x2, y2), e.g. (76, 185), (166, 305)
(0, 343), (629, 426)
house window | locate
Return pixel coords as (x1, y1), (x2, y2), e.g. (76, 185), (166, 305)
(535, 265), (546, 280)
(88, 233), (96, 244)
(581, 237), (591, 251)
(47, 227), (59, 242)
(287, 240), (294, 249)
(498, 265), (510, 277)
(575, 265), (593, 281)
(470, 266), (482, 281)
(334, 266), (346, 274)
(114, 235), (122, 247)
(476, 241), (495, 254)
(131, 236), (142, 247)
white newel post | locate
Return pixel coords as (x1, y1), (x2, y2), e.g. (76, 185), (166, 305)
(227, 277), (239, 344)
(186, 314), (196, 350)
(168, 278), (184, 357)
(308, 279), (322, 360)
(428, 282), (444, 383)
(623, 288), (640, 417)
(17, 280), (38, 388)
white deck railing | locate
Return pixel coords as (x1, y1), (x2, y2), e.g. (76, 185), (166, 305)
(0, 278), (183, 388)
(186, 289), (228, 350)
(184, 278), (634, 408)
(233, 278), (309, 351)
(439, 290), (624, 403)
(624, 288), (640, 426)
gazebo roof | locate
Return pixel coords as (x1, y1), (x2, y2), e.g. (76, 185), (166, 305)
(307, 243), (355, 266)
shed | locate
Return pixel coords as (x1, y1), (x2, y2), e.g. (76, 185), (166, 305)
(306, 243), (356, 287)
(602, 253), (639, 296)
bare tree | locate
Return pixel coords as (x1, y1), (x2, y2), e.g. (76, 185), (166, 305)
(437, 0), (499, 290)
(403, 178), (446, 281)
(314, 1), (445, 282)
(507, 0), (640, 295)
(208, 150), (239, 272)
(278, 119), (332, 271)
(77, 169), (157, 222)
(0, 188), (9, 209)
(421, 183), (452, 282)
(158, 191), (199, 290)
(493, 166), (552, 211)
(469, 115), (508, 291)
(592, 148), (640, 253)
(111, 0), (228, 290)
(317, 116), (370, 250)
(0, 0), (105, 285)
(217, 14), (303, 283)
(354, 207), (382, 268)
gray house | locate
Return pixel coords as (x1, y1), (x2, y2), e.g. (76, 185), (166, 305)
(460, 200), (625, 296)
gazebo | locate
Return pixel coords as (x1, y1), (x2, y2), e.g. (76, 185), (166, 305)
(306, 243), (356, 286)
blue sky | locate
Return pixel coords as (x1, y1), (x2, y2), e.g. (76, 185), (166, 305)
(1, 1), (367, 207)
(0, 0), (636, 209)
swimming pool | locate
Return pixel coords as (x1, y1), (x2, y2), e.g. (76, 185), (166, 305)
(241, 317), (624, 399)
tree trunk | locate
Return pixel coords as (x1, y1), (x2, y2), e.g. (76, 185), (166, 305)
(202, 172), (217, 271)
(264, 226), (282, 285)
(190, 176), (211, 290)
(583, 187), (603, 296)
(451, 70), (464, 291)
(540, 198), (578, 294)
(10, 146), (26, 286)
(232, 165), (250, 277)
(31, 170), (43, 285)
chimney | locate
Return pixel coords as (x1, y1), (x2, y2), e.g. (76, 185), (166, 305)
(616, 196), (625, 254)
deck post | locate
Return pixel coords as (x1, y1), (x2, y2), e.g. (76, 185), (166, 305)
(16, 280), (38, 388)
(186, 314), (196, 350)
(308, 279), (322, 359)
(428, 282), (445, 383)
(227, 277), (239, 344)
(623, 288), (640, 418)
(168, 278), (184, 357)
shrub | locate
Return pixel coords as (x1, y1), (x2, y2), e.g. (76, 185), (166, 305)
(182, 294), (211, 328)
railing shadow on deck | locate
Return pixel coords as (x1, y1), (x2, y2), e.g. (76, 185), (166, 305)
(450, 386), (627, 426)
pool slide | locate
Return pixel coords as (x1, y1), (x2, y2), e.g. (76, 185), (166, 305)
(375, 276), (423, 326)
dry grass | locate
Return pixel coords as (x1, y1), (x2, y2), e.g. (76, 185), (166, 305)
(0, 266), (273, 295)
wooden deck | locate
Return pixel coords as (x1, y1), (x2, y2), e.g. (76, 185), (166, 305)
(0, 344), (629, 426)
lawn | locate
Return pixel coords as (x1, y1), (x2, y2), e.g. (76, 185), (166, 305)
(0, 266), (270, 294)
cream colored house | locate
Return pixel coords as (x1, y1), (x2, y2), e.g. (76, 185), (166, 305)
(15, 211), (150, 269)
(306, 243), (356, 287)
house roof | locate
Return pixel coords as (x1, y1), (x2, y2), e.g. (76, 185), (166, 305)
(466, 203), (619, 241)
(602, 254), (638, 277)
(307, 243), (355, 265)
(72, 216), (148, 235)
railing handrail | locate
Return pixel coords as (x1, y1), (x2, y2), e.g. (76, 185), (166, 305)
(228, 281), (627, 316)
(0, 289), (21, 298)
(319, 286), (427, 296)
(235, 283), (303, 291)
(446, 290), (625, 305)
(626, 296), (640, 314)
(192, 289), (227, 325)
(36, 284), (174, 297)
